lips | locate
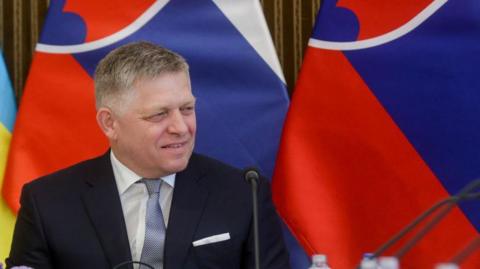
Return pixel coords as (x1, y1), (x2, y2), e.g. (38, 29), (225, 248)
(161, 141), (188, 149)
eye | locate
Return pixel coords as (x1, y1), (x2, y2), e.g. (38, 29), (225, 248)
(143, 111), (167, 122)
(180, 105), (195, 115)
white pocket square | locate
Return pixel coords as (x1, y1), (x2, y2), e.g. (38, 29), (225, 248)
(192, 232), (230, 247)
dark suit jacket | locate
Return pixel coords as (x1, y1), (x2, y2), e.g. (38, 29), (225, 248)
(6, 152), (290, 269)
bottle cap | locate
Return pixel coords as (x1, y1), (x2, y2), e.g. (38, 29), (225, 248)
(363, 253), (375, 259)
(312, 254), (327, 264)
(435, 263), (459, 269)
(360, 259), (377, 269)
(378, 256), (399, 269)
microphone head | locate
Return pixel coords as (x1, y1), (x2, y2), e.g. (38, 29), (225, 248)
(244, 168), (260, 184)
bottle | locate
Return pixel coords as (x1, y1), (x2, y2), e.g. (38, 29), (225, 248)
(360, 259), (377, 269)
(378, 256), (399, 269)
(434, 263), (459, 269)
(360, 253), (378, 269)
(309, 254), (331, 269)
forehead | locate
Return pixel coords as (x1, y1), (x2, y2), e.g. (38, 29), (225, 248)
(131, 72), (194, 106)
(134, 71), (191, 90)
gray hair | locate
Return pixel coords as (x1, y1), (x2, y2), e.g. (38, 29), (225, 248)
(94, 41), (189, 111)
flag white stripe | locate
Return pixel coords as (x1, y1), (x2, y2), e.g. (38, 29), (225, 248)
(35, 0), (169, 54)
(309, 0), (448, 51)
(212, 0), (286, 84)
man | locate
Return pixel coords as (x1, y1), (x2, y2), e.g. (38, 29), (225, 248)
(6, 42), (290, 269)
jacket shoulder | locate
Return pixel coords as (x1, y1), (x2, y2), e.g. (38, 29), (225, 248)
(188, 152), (269, 191)
(24, 152), (110, 193)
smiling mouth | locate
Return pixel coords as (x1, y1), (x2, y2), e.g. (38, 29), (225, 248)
(162, 142), (188, 149)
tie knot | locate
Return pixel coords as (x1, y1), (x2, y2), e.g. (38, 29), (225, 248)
(141, 179), (162, 196)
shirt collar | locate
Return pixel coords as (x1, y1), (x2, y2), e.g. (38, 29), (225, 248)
(110, 151), (176, 195)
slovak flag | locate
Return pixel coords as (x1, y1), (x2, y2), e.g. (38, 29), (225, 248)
(273, 0), (480, 268)
(2, 0), (290, 257)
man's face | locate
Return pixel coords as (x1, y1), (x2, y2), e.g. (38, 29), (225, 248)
(108, 71), (196, 178)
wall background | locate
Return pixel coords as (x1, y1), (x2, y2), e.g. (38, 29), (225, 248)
(0, 0), (322, 101)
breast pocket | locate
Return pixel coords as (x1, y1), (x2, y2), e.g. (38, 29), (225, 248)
(192, 234), (236, 269)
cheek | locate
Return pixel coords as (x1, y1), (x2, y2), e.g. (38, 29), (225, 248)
(147, 125), (169, 142)
(189, 123), (197, 135)
(187, 115), (197, 134)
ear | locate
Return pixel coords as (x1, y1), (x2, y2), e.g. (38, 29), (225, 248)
(96, 107), (117, 140)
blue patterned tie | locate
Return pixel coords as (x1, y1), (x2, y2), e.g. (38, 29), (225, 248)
(140, 179), (165, 269)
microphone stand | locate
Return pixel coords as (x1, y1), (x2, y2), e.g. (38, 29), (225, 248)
(372, 196), (456, 258)
(366, 179), (480, 264)
(393, 191), (480, 259)
(244, 168), (261, 269)
(251, 177), (260, 269)
(393, 200), (455, 259)
(449, 235), (480, 265)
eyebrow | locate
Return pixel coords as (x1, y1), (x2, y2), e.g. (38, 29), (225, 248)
(140, 99), (196, 114)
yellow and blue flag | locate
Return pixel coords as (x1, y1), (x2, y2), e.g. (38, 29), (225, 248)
(0, 51), (17, 264)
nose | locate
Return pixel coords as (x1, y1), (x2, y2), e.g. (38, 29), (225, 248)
(167, 109), (188, 135)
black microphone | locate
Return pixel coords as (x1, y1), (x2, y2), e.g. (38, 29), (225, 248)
(370, 179), (480, 261)
(112, 260), (155, 269)
(245, 169), (260, 184)
(244, 167), (261, 269)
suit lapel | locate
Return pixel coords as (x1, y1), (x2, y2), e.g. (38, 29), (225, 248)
(81, 152), (133, 269)
(165, 154), (209, 269)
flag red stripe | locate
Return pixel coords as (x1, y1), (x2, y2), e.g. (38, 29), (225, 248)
(64, 0), (155, 42)
(337, 0), (432, 39)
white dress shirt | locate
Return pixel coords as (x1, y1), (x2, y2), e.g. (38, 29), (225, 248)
(110, 151), (175, 268)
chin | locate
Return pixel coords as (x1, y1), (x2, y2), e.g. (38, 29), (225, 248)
(164, 159), (190, 174)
